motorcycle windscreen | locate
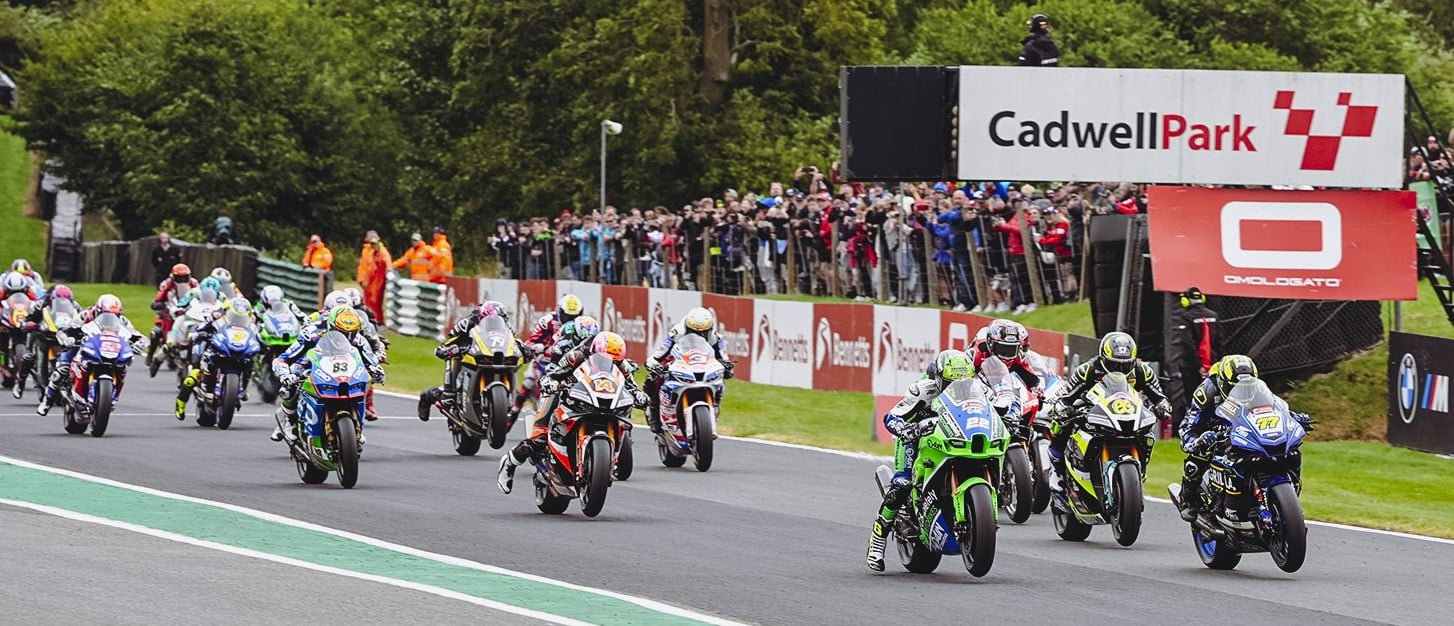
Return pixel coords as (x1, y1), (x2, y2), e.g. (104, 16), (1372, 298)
(576, 353), (631, 410)
(1220, 379), (1304, 454)
(670, 335), (723, 379)
(85, 313), (130, 362)
(471, 316), (517, 357)
(937, 379), (997, 439)
(978, 358), (1022, 418)
(49, 299), (78, 327)
(308, 331), (368, 399)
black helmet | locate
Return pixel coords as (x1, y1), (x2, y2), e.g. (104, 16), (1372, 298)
(1098, 332), (1137, 375)
(987, 319), (1025, 361)
(1212, 355), (1259, 394)
(1028, 13), (1050, 33)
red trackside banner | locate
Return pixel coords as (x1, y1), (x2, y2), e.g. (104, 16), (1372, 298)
(1147, 186), (1417, 301)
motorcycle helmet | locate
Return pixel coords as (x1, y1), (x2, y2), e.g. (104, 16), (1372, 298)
(926, 349), (973, 387)
(51, 284), (74, 301)
(324, 289), (350, 311)
(200, 277), (223, 294)
(225, 297), (251, 317)
(259, 285), (285, 307)
(96, 294), (123, 315)
(328, 306), (363, 334)
(573, 315), (600, 339)
(10, 259), (32, 275)
(478, 300), (506, 319)
(196, 286), (220, 306)
(592, 331), (627, 362)
(1212, 355), (1259, 395)
(683, 307), (715, 336)
(1098, 332), (1137, 375)
(210, 267), (233, 283)
(2, 273), (28, 294)
(171, 263), (192, 284)
(558, 294), (583, 323)
(345, 287), (363, 307)
(986, 319), (1025, 361)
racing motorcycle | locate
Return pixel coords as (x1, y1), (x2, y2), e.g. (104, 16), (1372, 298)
(275, 331), (368, 489)
(254, 300), (300, 403)
(27, 298), (81, 397)
(531, 352), (634, 517)
(872, 376), (1008, 577)
(59, 313), (136, 438)
(1027, 351), (1061, 514)
(146, 283), (192, 371)
(444, 316), (523, 455)
(192, 309), (260, 430)
(656, 334), (725, 472)
(155, 295), (220, 382)
(980, 358), (1034, 524)
(1167, 379), (1308, 573)
(1049, 372), (1157, 546)
(0, 293), (33, 390)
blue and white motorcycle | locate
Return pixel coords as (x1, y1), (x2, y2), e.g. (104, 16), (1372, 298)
(60, 313), (137, 438)
(1168, 379), (1308, 572)
(657, 334), (726, 472)
(193, 309), (260, 430)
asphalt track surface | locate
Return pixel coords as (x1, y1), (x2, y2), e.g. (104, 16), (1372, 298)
(0, 370), (1449, 625)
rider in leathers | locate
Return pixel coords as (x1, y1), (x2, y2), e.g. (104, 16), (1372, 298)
(37, 295), (145, 415)
(1175, 354), (1314, 521)
(175, 297), (254, 420)
(643, 307), (734, 434)
(269, 307), (383, 443)
(865, 349), (975, 571)
(417, 300), (514, 420)
(495, 322), (648, 494)
(972, 319), (1041, 390)
(1046, 332), (1171, 490)
(14, 285), (80, 398)
(508, 295), (585, 422)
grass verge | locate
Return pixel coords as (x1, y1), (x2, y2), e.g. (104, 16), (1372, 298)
(0, 121), (43, 271)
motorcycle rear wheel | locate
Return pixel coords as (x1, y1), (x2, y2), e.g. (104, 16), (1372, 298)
(335, 416), (360, 489)
(960, 483), (998, 577)
(451, 428), (482, 456)
(62, 405), (87, 434)
(896, 522), (943, 573)
(535, 481), (570, 514)
(1002, 447), (1033, 524)
(690, 405), (714, 472)
(90, 379), (113, 438)
(1030, 442), (1051, 514)
(614, 431), (633, 481)
(658, 438), (686, 468)
(217, 373), (240, 430)
(1110, 462), (1144, 547)
(579, 437), (613, 517)
(1053, 498), (1093, 542)
(297, 459), (329, 484)
(1194, 527), (1242, 570)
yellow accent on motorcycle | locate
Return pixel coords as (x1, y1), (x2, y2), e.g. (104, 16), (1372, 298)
(1255, 414), (1281, 431)
(1109, 399), (1136, 415)
(590, 377), (618, 394)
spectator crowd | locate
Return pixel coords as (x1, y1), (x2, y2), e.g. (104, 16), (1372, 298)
(482, 162), (1167, 314)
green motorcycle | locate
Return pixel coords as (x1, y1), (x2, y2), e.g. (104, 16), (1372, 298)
(873, 377), (1010, 577)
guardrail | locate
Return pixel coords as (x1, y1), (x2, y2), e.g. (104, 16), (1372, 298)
(256, 256), (332, 310)
(385, 274), (448, 340)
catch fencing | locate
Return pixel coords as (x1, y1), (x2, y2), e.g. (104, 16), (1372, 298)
(385, 274), (449, 341)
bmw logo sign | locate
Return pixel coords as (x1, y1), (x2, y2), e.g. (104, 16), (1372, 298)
(1398, 353), (1418, 424)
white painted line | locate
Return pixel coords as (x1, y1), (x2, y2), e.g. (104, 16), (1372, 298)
(362, 391), (1454, 546)
(0, 497), (586, 626)
(0, 455), (746, 626)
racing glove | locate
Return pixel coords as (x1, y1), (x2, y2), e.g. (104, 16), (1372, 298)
(368, 365), (385, 384)
(722, 360), (736, 380)
(1156, 399), (1174, 418)
(1293, 411), (1317, 432)
(278, 372), (299, 388)
(434, 343), (462, 360)
(1183, 431), (1219, 456)
(646, 362), (667, 379)
(912, 419), (940, 438)
(631, 389), (649, 408)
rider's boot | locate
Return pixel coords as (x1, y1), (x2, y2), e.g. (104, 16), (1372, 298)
(496, 449), (522, 494)
(1178, 465), (1202, 522)
(176, 368), (199, 421)
(12, 353), (31, 399)
(1047, 446), (1066, 494)
(271, 404), (299, 442)
(865, 510), (893, 572)
(36, 367), (65, 416)
(365, 388), (377, 421)
(417, 388), (437, 422)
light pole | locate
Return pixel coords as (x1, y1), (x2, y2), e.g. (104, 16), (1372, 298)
(600, 119), (623, 214)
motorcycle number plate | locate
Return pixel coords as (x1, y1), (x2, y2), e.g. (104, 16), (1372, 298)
(684, 350), (711, 366)
(590, 376), (618, 394)
(488, 331), (509, 349)
(227, 328), (249, 343)
(99, 337), (123, 358)
(1251, 408), (1281, 434)
(321, 355), (354, 376)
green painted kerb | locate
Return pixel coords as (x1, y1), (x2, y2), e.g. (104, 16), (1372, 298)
(0, 462), (709, 626)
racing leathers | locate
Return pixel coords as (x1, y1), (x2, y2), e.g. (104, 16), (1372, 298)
(270, 327), (382, 442)
(16, 290), (81, 392)
(1, 269), (44, 296)
(643, 321), (733, 433)
(1175, 377), (1312, 521)
(866, 376), (944, 571)
(971, 349), (1041, 396)
(510, 313), (563, 416)
(38, 309), (144, 413)
(495, 338), (647, 494)
(1046, 357), (1171, 486)
(175, 312), (256, 419)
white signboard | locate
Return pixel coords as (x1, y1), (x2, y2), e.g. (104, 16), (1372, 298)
(752, 300), (814, 390)
(872, 306), (942, 396)
(957, 66), (1404, 188)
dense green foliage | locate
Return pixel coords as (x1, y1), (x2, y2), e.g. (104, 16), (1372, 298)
(2, 0), (1451, 260)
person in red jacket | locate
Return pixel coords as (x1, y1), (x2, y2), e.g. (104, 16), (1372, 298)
(992, 209), (1033, 311)
(1037, 208), (1074, 303)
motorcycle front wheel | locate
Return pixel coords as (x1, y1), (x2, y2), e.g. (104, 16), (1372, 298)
(90, 379), (113, 438)
(487, 384), (510, 450)
(334, 416), (360, 489)
(1109, 462), (1144, 547)
(1267, 482), (1307, 573)
(579, 436), (613, 517)
(217, 372), (240, 430)
(960, 482), (998, 577)
(690, 405), (714, 472)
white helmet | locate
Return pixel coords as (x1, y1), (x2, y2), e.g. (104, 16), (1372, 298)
(324, 289), (350, 311)
(683, 307), (714, 334)
(344, 287), (363, 307)
(260, 285), (285, 307)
